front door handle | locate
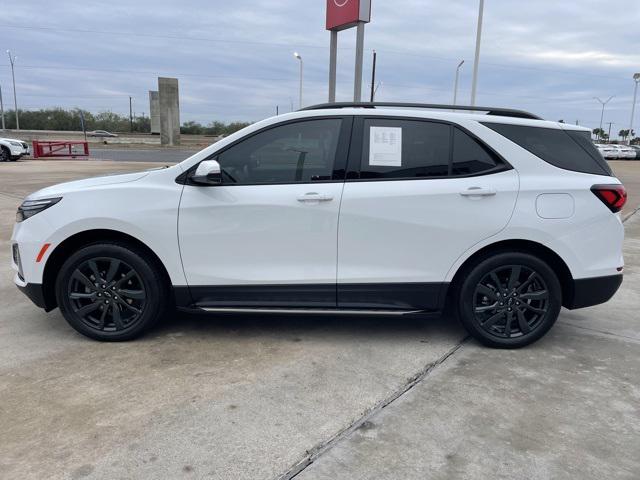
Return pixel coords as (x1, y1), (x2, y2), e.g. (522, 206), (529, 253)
(459, 187), (497, 197)
(297, 192), (334, 203)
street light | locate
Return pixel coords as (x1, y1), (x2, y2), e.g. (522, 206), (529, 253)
(6, 50), (19, 130)
(628, 73), (640, 145)
(594, 95), (614, 141)
(453, 60), (465, 106)
(470, 0), (484, 106)
(293, 52), (303, 109)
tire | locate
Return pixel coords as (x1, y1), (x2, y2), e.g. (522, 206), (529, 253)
(0, 147), (9, 162)
(456, 252), (562, 348)
(55, 242), (168, 341)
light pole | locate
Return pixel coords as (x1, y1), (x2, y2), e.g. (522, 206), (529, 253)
(628, 73), (640, 145)
(6, 50), (19, 130)
(594, 96), (614, 141)
(470, 0), (484, 106)
(293, 52), (303, 109)
(453, 60), (465, 106)
(0, 84), (5, 130)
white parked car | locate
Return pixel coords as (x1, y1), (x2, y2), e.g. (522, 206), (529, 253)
(0, 137), (29, 161)
(595, 144), (619, 159)
(11, 103), (626, 348)
(614, 145), (636, 160)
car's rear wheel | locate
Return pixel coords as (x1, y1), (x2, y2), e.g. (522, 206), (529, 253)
(56, 242), (167, 341)
(456, 252), (562, 348)
(0, 147), (9, 162)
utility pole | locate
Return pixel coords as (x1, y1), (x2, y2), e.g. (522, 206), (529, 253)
(354, 22), (366, 102)
(470, 0), (484, 106)
(0, 85), (5, 130)
(594, 96), (614, 137)
(607, 122), (614, 142)
(294, 52), (303, 109)
(6, 50), (19, 130)
(370, 50), (377, 102)
(629, 73), (640, 145)
(453, 60), (465, 106)
(129, 96), (133, 132)
(328, 30), (337, 103)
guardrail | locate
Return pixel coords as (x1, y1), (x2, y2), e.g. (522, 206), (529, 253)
(32, 141), (89, 159)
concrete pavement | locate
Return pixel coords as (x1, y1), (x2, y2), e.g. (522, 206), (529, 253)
(0, 159), (638, 480)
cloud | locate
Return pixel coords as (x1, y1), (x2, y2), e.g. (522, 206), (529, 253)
(1, 0), (639, 135)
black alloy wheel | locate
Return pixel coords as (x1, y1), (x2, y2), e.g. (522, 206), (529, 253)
(473, 265), (549, 339)
(56, 242), (168, 341)
(457, 252), (561, 348)
(67, 257), (147, 333)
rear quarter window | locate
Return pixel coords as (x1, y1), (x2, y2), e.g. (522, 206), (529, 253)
(482, 123), (612, 176)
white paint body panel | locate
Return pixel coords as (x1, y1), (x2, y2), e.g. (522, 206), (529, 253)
(337, 170), (519, 283)
(11, 166), (188, 285)
(178, 183), (344, 285)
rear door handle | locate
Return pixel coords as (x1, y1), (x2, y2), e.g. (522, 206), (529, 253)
(459, 187), (497, 197)
(297, 192), (334, 203)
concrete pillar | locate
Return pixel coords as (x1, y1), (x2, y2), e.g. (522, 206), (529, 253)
(158, 77), (180, 146)
(148, 91), (160, 135)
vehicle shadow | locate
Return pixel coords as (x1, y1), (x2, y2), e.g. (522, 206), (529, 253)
(147, 309), (467, 345)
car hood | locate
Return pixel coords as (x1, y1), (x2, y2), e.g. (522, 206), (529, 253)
(27, 171), (150, 200)
(1, 138), (26, 143)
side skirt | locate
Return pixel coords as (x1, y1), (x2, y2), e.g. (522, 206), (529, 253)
(174, 282), (449, 312)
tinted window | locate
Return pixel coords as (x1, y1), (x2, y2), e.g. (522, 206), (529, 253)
(483, 123), (611, 176)
(216, 119), (341, 184)
(452, 128), (500, 175)
(360, 119), (450, 179)
(566, 130), (613, 175)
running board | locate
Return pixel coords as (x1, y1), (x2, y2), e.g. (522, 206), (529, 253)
(191, 307), (428, 316)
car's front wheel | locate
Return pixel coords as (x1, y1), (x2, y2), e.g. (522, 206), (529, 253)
(456, 252), (562, 348)
(56, 242), (168, 341)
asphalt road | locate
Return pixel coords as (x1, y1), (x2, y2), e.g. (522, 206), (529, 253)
(0, 160), (639, 479)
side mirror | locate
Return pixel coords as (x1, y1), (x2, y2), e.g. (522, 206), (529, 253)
(192, 159), (222, 185)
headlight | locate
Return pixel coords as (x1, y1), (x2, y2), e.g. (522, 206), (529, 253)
(9, 141), (23, 147)
(16, 197), (62, 222)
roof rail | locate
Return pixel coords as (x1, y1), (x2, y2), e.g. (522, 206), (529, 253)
(300, 102), (542, 120)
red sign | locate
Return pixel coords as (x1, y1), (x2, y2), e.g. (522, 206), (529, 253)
(326, 0), (371, 31)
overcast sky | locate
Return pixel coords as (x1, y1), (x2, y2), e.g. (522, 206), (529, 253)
(2, 0), (640, 135)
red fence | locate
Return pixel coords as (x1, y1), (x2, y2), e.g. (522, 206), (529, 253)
(32, 141), (90, 159)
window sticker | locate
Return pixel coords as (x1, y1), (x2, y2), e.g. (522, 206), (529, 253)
(369, 126), (402, 166)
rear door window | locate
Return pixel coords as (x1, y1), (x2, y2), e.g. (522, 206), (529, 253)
(451, 127), (501, 175)
(482, 123), (612, 176)
(359, 119), (450, 179)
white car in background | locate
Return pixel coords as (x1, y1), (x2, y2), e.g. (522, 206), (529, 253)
(614, 145), (636, 160)
(0, 137), (29, 161)
(11, 102), (626, 348)
(595, 144), (619, 159)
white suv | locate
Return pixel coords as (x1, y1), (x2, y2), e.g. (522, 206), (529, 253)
(11, 103), (626, 348)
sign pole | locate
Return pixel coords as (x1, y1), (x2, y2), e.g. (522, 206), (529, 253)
(354, 21), (365, 102)
(328, 30), (338, 103)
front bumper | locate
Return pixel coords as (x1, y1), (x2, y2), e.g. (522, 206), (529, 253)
(16, 281), (48, 309)
(564, 274), (623, 309)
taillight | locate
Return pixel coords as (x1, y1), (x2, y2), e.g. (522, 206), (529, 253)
(591, 184), (627, 213)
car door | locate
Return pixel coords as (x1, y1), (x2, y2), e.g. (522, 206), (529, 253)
(178, 117), (351, 308)
(337, 116), (519, 311)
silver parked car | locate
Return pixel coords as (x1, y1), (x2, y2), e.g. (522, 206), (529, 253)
(88, 130), (118, 138)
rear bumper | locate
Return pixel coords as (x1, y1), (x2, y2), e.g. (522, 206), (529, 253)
(16, 282), (50, 310)
(564, 274), (623, 309)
